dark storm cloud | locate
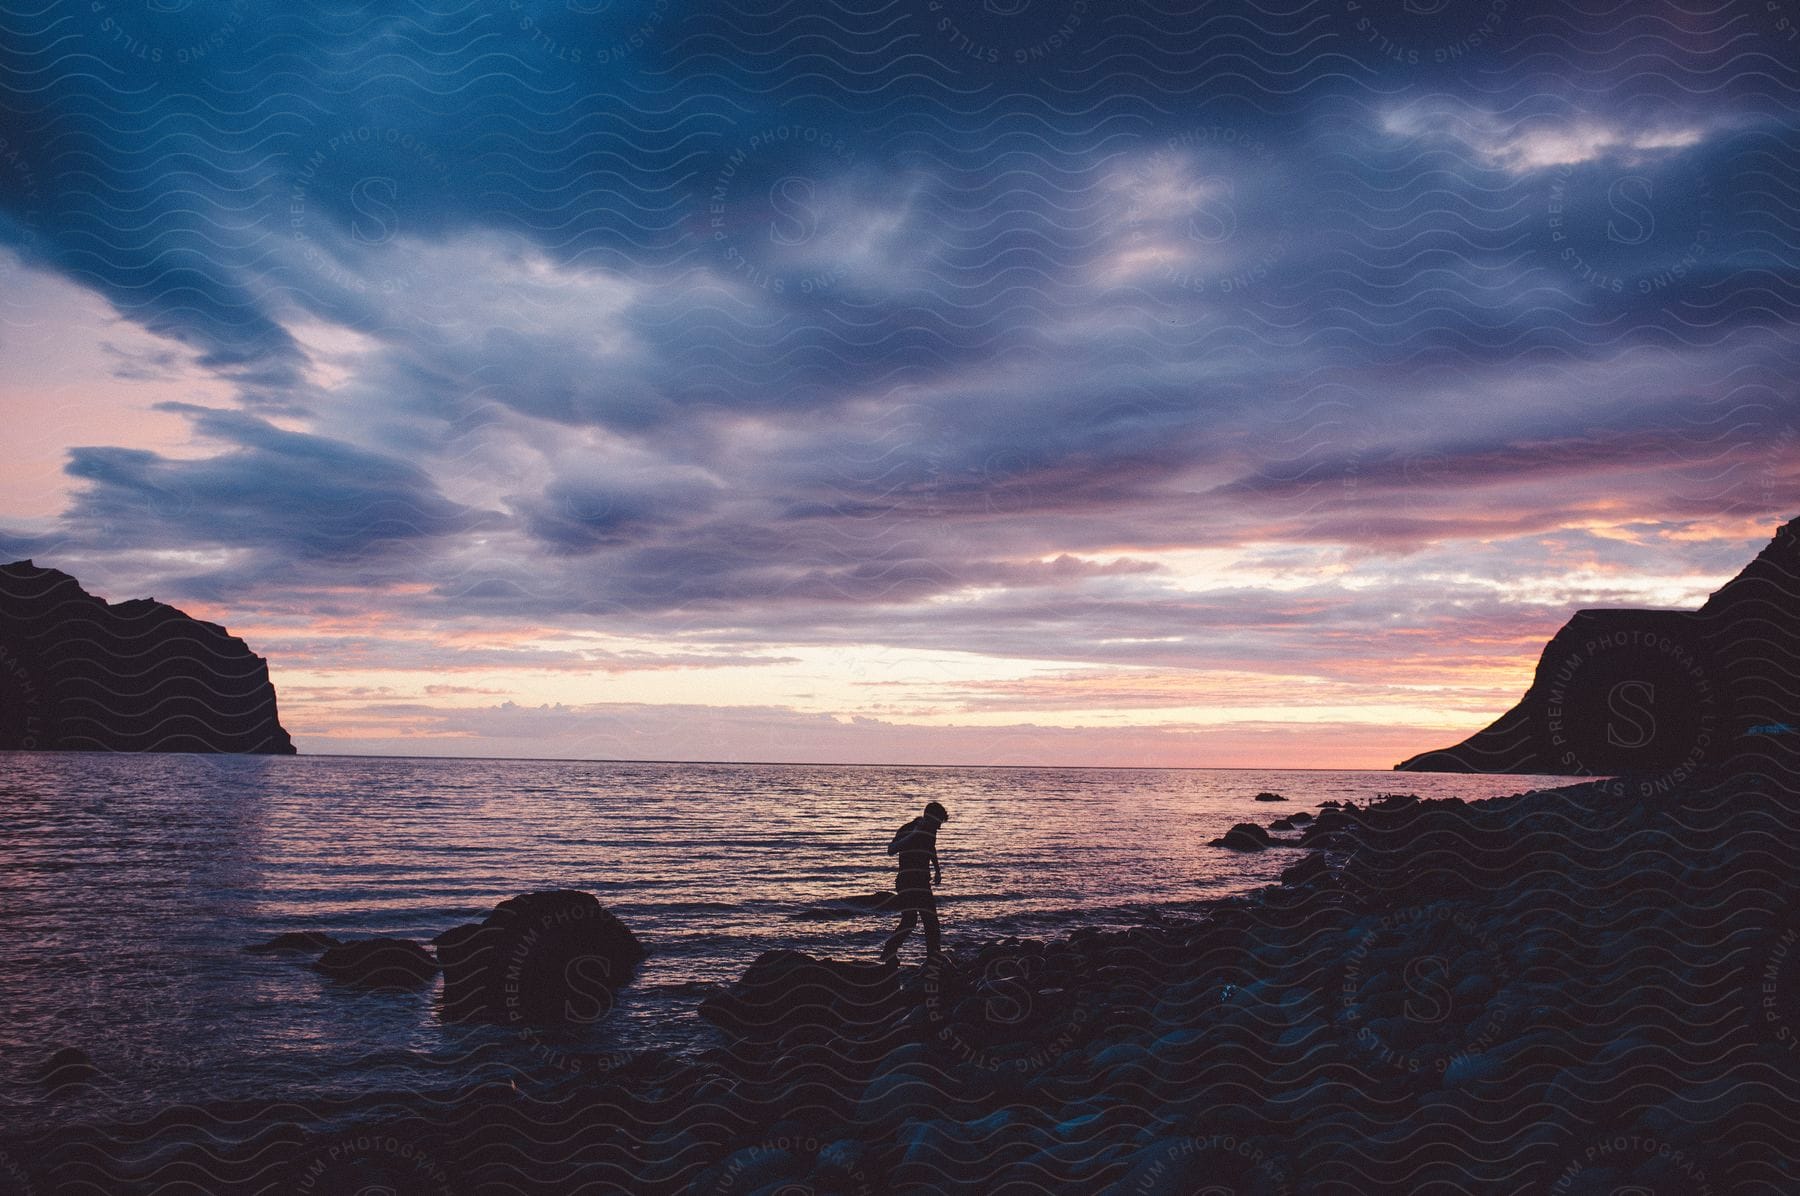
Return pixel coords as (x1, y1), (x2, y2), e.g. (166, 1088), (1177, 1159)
(512, 474), (722, 554)
(59, 403), (490, 562)
(2, 0), (1797, 664)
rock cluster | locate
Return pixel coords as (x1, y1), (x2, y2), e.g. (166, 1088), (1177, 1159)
(19, 780), (1800, 1193)
(249, 890), (646, 1022)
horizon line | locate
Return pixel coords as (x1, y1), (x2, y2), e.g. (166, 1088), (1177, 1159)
(277, 749), (1586, 777)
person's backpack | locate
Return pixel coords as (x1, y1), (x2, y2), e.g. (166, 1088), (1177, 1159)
(887, 817), (920, 856)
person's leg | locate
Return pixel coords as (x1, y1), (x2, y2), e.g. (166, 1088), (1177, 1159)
(881, 909), (918, 959)
(921, 901), (942, 959)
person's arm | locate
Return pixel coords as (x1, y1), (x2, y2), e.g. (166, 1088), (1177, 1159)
(931, 843), (942, 886)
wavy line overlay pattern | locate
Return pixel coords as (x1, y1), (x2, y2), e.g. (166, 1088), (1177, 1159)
(3, 0), (1800, 1191)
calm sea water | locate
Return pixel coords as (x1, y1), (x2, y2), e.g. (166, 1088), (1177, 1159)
(0, 752), (1573, 1129)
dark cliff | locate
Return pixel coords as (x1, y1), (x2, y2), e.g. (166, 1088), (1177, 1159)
(0, 560), (296, 754)
(1397, 517), (1800, 784)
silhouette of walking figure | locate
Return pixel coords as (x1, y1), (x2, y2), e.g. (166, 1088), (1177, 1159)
(881, 800), (948, 964)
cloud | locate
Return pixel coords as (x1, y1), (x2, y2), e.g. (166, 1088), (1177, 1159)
(60, 403), (493, 566)
(1380, 100), (1715, 174)
(3, 0), (1798, 764)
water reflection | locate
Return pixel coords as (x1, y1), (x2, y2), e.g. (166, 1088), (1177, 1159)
(0, 751), (1571, 1126)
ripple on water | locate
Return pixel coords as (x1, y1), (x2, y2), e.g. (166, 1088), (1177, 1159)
(0, 752), (1571, 1126)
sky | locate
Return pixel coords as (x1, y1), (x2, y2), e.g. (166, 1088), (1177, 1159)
(1, 0), (1797, 767)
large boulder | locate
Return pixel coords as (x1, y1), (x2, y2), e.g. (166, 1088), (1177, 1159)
(313, 938), (437, 989)
(698, 950), (904, 1045)
(436, 890), (646, 1024)
(34, 1047), (100, 1092)
(1278, 853), (1331, 888)
(1209, 822), (1273, 851)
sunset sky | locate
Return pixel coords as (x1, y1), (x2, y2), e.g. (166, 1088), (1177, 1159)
(1, 0), (1796, 766)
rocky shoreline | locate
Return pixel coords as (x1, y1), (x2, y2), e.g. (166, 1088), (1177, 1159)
(8, 775), (1800, 1193)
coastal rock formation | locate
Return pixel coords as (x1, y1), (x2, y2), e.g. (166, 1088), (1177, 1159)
(1277, 851), (1329, 887)
(436, 890), (646, 1024)
(1209, 822), (1273, 851)
(33, 1047), (99, 1094)
(11, 776), (1800, 1192)
(312, 938), (438, 989)
(243, 931), (341, 955)
(1397, 516), (1800, 781)
(0, 560), (295, 754)
(697, 950), (905, 1045)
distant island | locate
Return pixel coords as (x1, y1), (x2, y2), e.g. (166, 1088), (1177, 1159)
(1398, 516), (1800, 781)
(0, 560), (294, 754)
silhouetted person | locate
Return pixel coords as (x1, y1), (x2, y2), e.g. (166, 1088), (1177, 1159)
(881, 800), (948, 964)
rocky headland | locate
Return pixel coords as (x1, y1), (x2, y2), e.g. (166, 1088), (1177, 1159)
(0, 560), (294, 754)
(1398, 517), (1800, 787)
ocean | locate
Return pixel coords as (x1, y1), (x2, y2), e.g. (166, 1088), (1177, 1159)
(0, 751), (1574, 1130)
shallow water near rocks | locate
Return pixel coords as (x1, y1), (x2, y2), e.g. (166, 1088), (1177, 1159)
(0, 751), (1571, 1129)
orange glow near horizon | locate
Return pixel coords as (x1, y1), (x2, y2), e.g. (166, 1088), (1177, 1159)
(187, 519), (1752, 768)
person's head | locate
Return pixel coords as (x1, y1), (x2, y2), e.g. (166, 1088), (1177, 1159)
(923, 800), (949, 825)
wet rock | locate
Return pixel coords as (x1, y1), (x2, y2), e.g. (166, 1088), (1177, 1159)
(895, 1115), (1049, 1192)
(698, 1144), (803, 1194)
(35, 1046), (99, 1091)
(1111, 1133), (1284, 1196)
(698, 950), (903, 1045)
(1301, 807), (1352, 839)
(856, 1060), (949, 1128)
(313, 938), (437, 989)
(1443, 1048), (1508, 1090)
(1210, 822), (1273, 851)
(437, 890), (645, 1024)
(1254, 791), (1288, 802)
(1368, 792), (1422, 817)
(244, 931), (341, 955)
(1278, 853), (1330, 888)
(815, 1137), (866, 1180)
